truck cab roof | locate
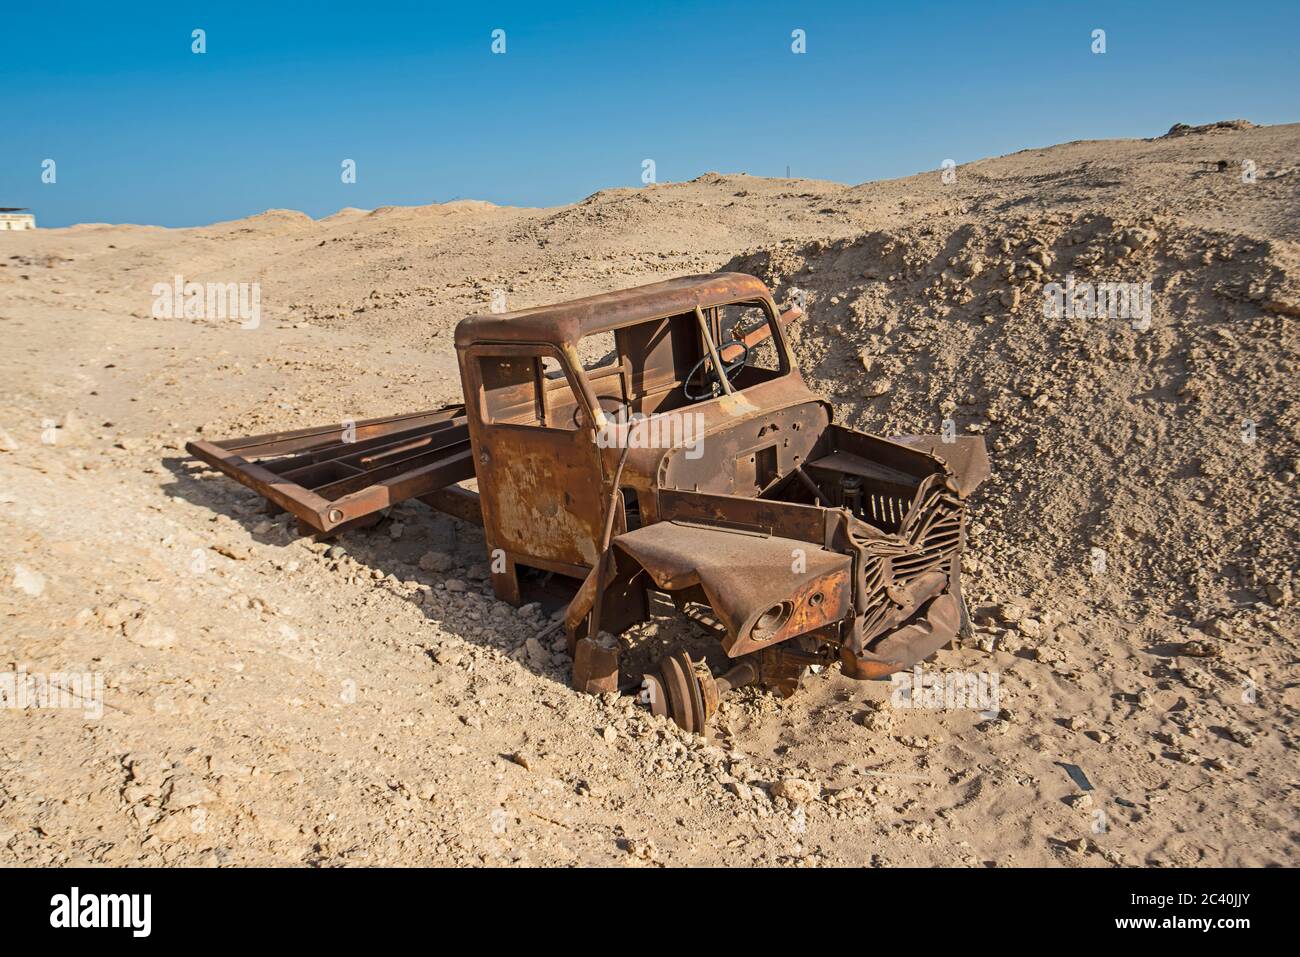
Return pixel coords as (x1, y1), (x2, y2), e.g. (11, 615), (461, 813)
(454, 272), (773, 347)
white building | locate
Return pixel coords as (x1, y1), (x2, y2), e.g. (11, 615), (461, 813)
(0, 208), (36, 230)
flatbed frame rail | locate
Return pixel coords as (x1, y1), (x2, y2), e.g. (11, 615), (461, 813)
(186, 407), (477, 534)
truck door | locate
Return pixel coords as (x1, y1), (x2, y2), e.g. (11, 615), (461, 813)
(462, 344), (608, 599)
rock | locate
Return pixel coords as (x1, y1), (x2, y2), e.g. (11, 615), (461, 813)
(326, 545), (347, 560)
(419, 551), (454, 573)
(164, 775), (215, 810)
(994, 602), (1025, 623)
(0, 429), (18, 452)
(1065, 793), (1093, 810)
(625, 837), (656, 860)
(213, 543), (252, 561)
(858, 707), (894, 733)
(1263, 581), (1291, 607)
(444, 578), (468, 593)
(524, 637), (550, 668)
(771, 778), (819, 804)
(507, 752), (532, 771)
(12, 564), (46, 597)
(1223, 724), (1255, 747)
(124, 616), (178, 649)
(726, 780), (753, 801)
(1201, 618), (1233, 640)
(59, 411), (93, 446)
(864, 377), (892, 397)
(1017, 617), (1042, 638)
(98, 600), (140, 629)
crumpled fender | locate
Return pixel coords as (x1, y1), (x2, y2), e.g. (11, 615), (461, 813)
(611, 520), (851, 657)
(840, 592), (960, 679)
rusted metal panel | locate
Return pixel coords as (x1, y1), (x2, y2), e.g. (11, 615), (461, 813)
(458, 342), (608, 573)
(418, 485), (483, 527)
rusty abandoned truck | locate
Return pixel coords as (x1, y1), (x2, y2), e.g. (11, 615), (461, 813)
(188, 273), (988, 731)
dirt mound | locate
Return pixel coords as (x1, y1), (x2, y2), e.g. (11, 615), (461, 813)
(729, 212), (1298, 623)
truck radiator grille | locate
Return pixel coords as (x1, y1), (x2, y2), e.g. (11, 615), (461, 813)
(851, 473), (964, 643)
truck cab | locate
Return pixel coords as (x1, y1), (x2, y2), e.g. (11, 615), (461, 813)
(455, 273), (988, 730)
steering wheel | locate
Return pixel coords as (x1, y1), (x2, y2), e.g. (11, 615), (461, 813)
(684, 340), (749, 401)
(572, 394), (632, 429)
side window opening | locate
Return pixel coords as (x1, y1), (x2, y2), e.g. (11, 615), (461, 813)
(577, 331), (618, 373)
(479, 352), (584, 431)
(480, 355), (543, 426)
(717, 301), (782, 372)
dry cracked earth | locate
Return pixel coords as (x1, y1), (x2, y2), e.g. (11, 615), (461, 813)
(1, 119), (1297, 867)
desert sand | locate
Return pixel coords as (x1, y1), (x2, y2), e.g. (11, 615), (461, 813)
(1, 120), (1296, 867)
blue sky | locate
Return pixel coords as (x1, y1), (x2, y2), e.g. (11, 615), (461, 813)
(2, 1), (1297, 227)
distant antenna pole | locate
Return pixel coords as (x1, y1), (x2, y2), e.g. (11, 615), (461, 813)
(786, 165), (791, 178)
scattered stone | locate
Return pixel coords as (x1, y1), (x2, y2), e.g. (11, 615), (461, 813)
(419, 551), (454, 573)
(1017, 617), (1042, 638)
(123, 615), (178, 649)
(771, 778), (820, 804)
(1263, 582), (1291, 607)
(625, 837), (656, 860)
(12, 564), (46, 597)
(726, 780), (753, 801)
(507, 752), (532, 771)
(994, 602), (1025, 624)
